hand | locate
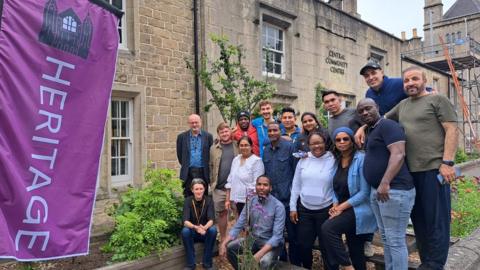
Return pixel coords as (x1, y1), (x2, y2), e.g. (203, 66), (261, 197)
(439, 164), (456, 184)
(253, 252), (262, 262)
(328, 204), (339, 216)
(354, 126), (366, 148)
(219, 243), (227, 257)
(290, 211), (298, 224)
(377, 182), (390, 202)
(329, 206), (343, 219)
(225, 200), (231, 210)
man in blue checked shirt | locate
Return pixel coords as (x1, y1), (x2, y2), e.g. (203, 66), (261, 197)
(219, 175), (285, 270)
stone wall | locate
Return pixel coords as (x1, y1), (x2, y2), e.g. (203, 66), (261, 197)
(201, 0), (406, 131)
(97, 0), (196, 197)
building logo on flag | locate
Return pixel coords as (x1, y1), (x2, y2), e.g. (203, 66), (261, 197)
(38, 0), (93, 59)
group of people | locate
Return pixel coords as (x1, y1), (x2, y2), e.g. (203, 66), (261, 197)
(176, 62), (458, 270)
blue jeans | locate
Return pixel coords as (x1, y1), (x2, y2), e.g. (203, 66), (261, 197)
(181, 226), (217, 268)
(370, 188), (415, 270)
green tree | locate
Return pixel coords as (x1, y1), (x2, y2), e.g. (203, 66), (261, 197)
(315, 83), (329, 128)
(187, 34), (276, 125)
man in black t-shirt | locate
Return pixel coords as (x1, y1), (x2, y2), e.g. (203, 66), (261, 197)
(357, 98), (415, 270)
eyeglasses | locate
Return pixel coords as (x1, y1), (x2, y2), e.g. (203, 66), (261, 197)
(335, 137), (351, 143)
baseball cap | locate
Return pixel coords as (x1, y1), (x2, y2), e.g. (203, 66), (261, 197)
(360, 62), (382, 75)
(236, 110), (250, 120)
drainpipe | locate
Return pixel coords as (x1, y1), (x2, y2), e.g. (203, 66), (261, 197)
(193, 0), (200, 114)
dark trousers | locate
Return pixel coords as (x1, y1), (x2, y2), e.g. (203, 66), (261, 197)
(411, 170), (451, 270)
(183, 167), (207, 197)
(297, 202), (335, 270)
(321, 208), (366, 270)
(279, 206), (301, 266)
(235, 202), (245, 216)
(181, 226), (217, 268)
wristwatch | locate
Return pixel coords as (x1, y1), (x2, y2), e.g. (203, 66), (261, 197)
(442, 160), (455, 166)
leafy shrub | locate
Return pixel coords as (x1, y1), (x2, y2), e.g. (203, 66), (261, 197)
(454, 149), (480, 164)
(451, 177), (480, 237)
(454, 149), (469, 164)
(102, 168), (184, 262)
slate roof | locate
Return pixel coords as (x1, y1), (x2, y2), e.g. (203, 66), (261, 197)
(443, 0), (480, 19)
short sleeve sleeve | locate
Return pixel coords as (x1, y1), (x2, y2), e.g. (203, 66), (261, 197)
(385, 103), (400, 121)
(380, 120), (406, 146)
(434, 95), (457, 123)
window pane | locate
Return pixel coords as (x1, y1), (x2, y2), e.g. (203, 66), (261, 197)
(274, 64), (281, 75)
(112, 120), (118, 137)
(112, 157), (118, 176)
(276, 40), (282, 51)
(121, 101), (127, 118)
(112, 140), (118, 156)
(112, 0), (123, 9)
(121, 120), (128, 137)
(120, 158), (126, 174)
(278, 30), (283, 41)
(274, 52), (282, 63)
(120, 140), (126, 156)
(111, 101), (118, 117)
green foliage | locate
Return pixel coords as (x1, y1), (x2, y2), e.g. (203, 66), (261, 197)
(454, 149), (480, 164)
(102, 168), (184, 262)
(187, 34), (276, 125)
(314, 83), (329, 128)
(451, 177), (480, 237)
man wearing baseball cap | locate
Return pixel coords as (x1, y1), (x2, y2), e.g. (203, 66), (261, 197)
(232, 110), (260, 156)
(360, 62), (407, 116)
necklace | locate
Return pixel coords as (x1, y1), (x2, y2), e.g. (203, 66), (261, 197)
(192, 198), (206, 225)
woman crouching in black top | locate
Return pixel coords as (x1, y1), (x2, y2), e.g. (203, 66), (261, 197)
(181, 178), (217, 270)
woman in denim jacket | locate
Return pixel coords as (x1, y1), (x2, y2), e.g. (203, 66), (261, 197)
(321, 127), (377, 270)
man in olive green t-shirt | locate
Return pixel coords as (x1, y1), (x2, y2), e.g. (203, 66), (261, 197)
(385, 66), (458, 270)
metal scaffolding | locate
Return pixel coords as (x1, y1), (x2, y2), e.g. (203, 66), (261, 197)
(401, 37), (480, 152)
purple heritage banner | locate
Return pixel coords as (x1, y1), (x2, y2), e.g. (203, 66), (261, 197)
(0, 0), (121, 260)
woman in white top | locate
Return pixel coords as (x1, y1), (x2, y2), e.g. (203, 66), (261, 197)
(289, 132), (336, 269)
(225, 136), (264, 217)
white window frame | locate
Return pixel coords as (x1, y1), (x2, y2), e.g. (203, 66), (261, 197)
(107, 0), (127, 49)
(262, 23), (285, 78)
(111, 99), (133, 186)
(62, 16), (77, 32)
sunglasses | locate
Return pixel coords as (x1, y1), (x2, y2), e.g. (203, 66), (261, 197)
(335, 137), (351, 143)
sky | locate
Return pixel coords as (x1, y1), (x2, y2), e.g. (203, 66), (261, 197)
(358, 0), (456, 39)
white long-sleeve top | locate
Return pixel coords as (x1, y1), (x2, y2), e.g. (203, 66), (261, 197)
(289, 151), (336, 211)
(225, 154), (265, 203)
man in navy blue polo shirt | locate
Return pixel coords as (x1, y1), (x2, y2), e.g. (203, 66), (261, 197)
(263, 122), (300, 266)
(360, 62), (407, 116)
(357, 98), (415, 270)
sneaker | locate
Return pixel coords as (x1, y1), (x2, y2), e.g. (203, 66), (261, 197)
(364, 241), (374, 257)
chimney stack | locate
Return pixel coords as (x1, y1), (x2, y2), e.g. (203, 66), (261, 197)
(343, 0), (360, 18)
(413, 28), (418, 38)
(401, 31), (406, 41)
(329, 0), (342, 10)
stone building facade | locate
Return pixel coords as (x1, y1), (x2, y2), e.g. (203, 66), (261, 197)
(97, 0), (196, 198)
(97, 0), (462, 197)
(413, 0), (480, 150)
(200, 0), (411, 131)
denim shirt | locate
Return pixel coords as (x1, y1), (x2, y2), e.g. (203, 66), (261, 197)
(263, 139), (297, 206)
(229, 195), (286, 247)
(189, 131), (203, 167)
(332, 151), (377, 234)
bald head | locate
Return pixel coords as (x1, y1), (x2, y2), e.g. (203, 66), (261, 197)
(356, 98), (380, 126)
(188, 114), (202, 135)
